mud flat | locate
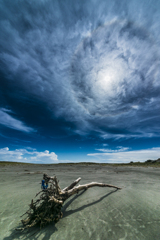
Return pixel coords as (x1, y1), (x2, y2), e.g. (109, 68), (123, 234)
(0, 163), (160, 240)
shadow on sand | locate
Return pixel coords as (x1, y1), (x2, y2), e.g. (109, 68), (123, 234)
(3, 189), (118, 240)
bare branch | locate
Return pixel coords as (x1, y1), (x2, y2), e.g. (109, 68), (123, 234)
(67, 182), (121, 197)
(62, 177), (81, 191)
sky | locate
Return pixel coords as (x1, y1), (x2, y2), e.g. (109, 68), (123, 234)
(0, 0), (160, 164)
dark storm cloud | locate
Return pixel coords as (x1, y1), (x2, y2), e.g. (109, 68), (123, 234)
(0, 0), (160, 138)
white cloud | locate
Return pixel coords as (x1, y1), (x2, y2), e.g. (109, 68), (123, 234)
(103, 144), (108, 147)
(0, 147), (58, 163)
(96, 147), (130, 153)
(87, 147), (160, 163)
(0, 108), (34, 133)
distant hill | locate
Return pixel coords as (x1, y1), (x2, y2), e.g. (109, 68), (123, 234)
(145, 158), (160, 164)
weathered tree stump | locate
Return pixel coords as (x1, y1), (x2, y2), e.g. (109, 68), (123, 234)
(17, 173), (121, 230)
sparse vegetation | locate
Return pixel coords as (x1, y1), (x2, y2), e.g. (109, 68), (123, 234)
(1, 158), (160, 167)
(0, 161), (32, 166)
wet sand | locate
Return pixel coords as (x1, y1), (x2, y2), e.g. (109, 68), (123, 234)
(0, 163), (160, 240)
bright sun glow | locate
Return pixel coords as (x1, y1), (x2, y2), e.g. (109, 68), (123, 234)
(94, 57), (128, 98)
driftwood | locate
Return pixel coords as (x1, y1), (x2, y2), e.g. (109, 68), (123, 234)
(17, 173), (121, 231)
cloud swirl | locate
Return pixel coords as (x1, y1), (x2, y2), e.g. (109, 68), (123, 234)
(0, 0), (160, 138)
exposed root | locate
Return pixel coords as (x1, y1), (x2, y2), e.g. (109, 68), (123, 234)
(16, 173), (121, 230)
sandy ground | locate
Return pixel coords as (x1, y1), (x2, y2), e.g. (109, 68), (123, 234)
(0, 163), (160, 240)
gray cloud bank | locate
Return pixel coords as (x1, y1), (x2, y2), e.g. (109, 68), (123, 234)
(0, 0), (160, 138)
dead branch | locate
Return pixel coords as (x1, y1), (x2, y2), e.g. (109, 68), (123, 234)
(67, 182), (121, 197)
(16, 173), (121, 231)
